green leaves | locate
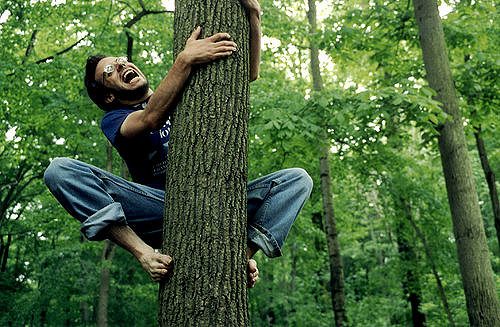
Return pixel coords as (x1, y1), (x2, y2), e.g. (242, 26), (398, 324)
(0, 1), (496, 326)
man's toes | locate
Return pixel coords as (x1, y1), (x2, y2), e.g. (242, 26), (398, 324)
(248, 259), (258, 272)
(248, 276), (258, 288)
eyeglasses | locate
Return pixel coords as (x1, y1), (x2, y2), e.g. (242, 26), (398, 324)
(102, 57), (128, 83)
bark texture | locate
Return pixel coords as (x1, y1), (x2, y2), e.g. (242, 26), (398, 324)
(474, 127), (500, 249)
(413, 0), (500, 325)
(159, 1), (250, 325)
(308, 0), (346, 325)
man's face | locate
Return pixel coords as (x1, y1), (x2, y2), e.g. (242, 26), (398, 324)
(95, 57), (149, 103)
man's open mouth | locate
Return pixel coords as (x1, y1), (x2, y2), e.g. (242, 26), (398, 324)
(123, 69), (139, 83)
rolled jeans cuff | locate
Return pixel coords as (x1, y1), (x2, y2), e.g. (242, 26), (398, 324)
(81, 202), (127, 241)
(248, 224), (282, 258)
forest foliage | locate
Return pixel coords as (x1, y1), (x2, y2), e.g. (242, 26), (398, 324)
(0, 0), (498, 326)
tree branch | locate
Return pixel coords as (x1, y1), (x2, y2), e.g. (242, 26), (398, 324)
(126, 31), (134, 62)
(121, 2), (172, 61)
(35, 33), (89, 64)
(124, 9), (172, 29)
(22, 29), (38, 65)
(137, 0), (146, 11)
(118, 0), (138, 14)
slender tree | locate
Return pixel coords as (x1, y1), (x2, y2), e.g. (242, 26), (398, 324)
(97, 142), (116, 327)
(406, 204), (456, 327)
(395, 198), (426, 327)
(413, 0), (500, 325)
(307, 0), (347, 325)
(158, 0), (250, 325)
(473, 126), (500, 249)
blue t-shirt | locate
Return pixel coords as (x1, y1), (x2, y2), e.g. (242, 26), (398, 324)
(101, 100), (171, 190)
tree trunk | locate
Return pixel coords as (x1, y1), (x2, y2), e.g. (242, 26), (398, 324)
(474, 126), (500, 249)
(97, 142), (116, 327)
(320, 150), (347, 327)
(307, 0), (347, 326)
(395, 200), (426, 327)
(39, 260), (49, 327)
(368, 190), (386, 266)
(0, 233), (12, 272)
(290, 242), (297, 293)
(158, 1), (250, 325)
(96, 240), (115, 327)
(80, 299), (91, 326)
(413, 1), (500, 325)
(406, 205), (456, 327)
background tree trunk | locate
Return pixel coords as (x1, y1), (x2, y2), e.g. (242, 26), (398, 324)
(395, 199), (426, 327)
(307, 0), (347, 325)
(474, 126), (500, 249)
(413, 0), (500, 325)
(96, 240), (115, 327)
(158, 0), (250, 325)
(406, 206), (456, 327)
(0, 233), (11, 272)
(97, 142), (116, 327)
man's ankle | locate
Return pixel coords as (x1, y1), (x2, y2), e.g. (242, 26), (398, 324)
(246, 243), (258, 259)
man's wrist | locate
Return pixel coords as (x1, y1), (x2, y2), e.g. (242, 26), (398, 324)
(176, 51), (192, 69)
(134, 244), (155, 260)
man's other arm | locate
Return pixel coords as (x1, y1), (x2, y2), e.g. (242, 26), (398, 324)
(246, 1), (261, 82)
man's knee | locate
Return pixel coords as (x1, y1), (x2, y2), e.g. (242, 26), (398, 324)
(43, 157), (76, 191)
(286, 168), (313, 195)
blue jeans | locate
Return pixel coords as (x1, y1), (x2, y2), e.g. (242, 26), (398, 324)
(44, 158), (312, 258)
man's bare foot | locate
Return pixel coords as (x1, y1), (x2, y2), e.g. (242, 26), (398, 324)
(247, 258), (259, 288)
(138, 251), (173, 282)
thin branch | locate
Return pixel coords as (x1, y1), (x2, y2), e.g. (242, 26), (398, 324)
(7, 32), (90, 77)
(126, 31), (134, 62)
(118, 0), (138, 14)
(5, 29), (38, 76)
(0, 175), (26, 222)
(35, 33), (89, 64)
(124, 9), (172, 29)
(120, 3), (172, 62)
(95, 1), (114, 40)
(137, 0), (146, 11)
(22, 29), (38, 65)
(0, 146), (8, 159)
(0, 164), (40, 223)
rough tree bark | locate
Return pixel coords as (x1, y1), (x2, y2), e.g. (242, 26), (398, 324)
(413, 0), (500, 325)
(307, 0), (347, 326)
(474, 126), (500, 249)
(158, 1), (250, 325)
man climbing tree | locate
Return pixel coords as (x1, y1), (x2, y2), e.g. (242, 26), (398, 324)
(43, 0), (312, 324)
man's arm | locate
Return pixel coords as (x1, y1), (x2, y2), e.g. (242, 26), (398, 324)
(107, 225), (172, 282)
(120, 27), (237, 139)
(241, 0), (261, 82)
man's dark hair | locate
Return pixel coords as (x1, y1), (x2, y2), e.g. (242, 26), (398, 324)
(84, 55), (116, 111)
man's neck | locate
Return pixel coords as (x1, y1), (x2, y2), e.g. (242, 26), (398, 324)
(117, 88), (154, 106)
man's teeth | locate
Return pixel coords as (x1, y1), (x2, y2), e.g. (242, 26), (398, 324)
(123, 70), (138, 83)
